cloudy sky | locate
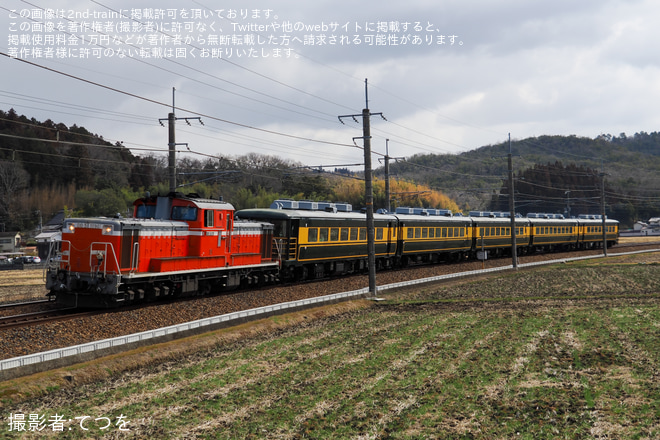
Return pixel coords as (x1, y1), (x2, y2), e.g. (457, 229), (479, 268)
(1, 0), (659, 170)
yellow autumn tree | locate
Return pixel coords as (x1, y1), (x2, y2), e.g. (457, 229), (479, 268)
(331, 177), (460, 213)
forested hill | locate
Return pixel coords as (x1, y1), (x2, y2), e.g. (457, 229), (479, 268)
(383, 133), (660, 224)
(0, 108), (153, 190)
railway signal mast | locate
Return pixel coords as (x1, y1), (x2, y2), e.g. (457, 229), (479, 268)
(338, 79), (386, 298)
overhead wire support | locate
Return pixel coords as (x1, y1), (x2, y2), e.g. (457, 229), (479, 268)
(158, 88), (203, 192)
(379, 139), (404, 213)
(599, 160), (608, 257)
(338, 79), (386, 299)
(492, 133), (518, 269)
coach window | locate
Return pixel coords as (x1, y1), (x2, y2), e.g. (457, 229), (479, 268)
(319, 228), (329, 242)
(460, 228), (465, 237)
(407, 228), (414, 239)
(359, 228), (367, 241)
(330, 228), (339, 241)
(429, 228), (434, 238)
(350, 228), (358, 241)
(421, 228), (428, 239)
(308, 228), (318, 242)
(442, 228), (448, 238)
(376, 228), (383, 240)
(341, 228), (349, 241)
(415, 228), (421, 239)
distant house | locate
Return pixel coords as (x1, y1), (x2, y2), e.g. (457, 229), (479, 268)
(631, 217), (660, 236)
(0, 232), (21, 253)
(35, 209), (64, 260)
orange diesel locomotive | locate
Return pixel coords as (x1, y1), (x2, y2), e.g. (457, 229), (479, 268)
(46, 193), (277, 308)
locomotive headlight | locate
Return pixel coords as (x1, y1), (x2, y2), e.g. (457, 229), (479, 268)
(102, 225), (113, 235)
(67, 224), (75, 233)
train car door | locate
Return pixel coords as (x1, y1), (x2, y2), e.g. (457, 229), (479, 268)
(120, 228), (139, 271)
(386, 221), (395, 255)
(288, 220), (299, 260)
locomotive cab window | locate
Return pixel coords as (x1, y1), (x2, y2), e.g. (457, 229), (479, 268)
(172, 206), (198, 221)
(135, 204), (156, 219)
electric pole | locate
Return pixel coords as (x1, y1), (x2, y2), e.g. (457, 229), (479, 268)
(338, 79), (386, 298)
(384, 139), (391, 213)
(159, 87), (203, 193)
(507, 133), (518, 269)
(379, 139), (404, 213)
(600, 162), (608, 257)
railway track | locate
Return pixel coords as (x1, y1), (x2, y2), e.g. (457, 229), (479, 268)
(0, 308), (100, 330)
(0, 299), (51, 310)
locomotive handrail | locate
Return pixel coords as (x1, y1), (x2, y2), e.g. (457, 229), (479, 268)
(90, 242), (121, 276)
(273, 238), (284, 264)
(131, 241), (140, 274)
(43, 240), (70, 282)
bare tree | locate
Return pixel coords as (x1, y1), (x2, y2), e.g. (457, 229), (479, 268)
(0, 161), (29, 219)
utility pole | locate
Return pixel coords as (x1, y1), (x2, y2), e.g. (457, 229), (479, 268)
(159, 87), (203, 193)
(379, 139), (404, 213)
(600, 161), (608, 257)
(338, 79), (386, 298)
(384, 139), (391, 213)
(508, 133), (518, 269)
